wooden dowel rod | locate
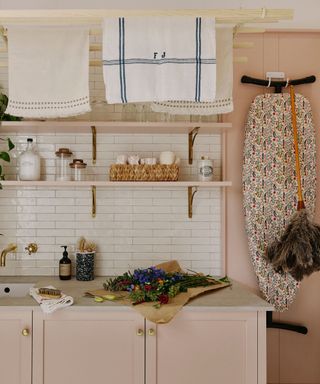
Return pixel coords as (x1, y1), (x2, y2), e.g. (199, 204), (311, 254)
(233, 42), (254, 48)
(90, 27), (266, 35)
(0, 56), (249, 67)
(0, 8), (294, 19)
(235, 27), (266, 33)
(0, 42), (253, 53)
(0, 26), (267, 38)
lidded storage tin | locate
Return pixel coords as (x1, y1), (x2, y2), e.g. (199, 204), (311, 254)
(55, 148), (73, 181)
(69, 159), (87, 181)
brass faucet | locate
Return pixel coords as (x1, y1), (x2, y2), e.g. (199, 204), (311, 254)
(0, 243), (17, 267)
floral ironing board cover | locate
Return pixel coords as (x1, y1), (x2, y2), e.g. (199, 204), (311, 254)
(243, 93), (316, 311)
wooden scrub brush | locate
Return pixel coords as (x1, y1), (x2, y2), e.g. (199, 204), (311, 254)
(38, 287), (62, 299)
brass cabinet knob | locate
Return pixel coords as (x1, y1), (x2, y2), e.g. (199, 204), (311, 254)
(148, 328), (155, 336)
(22, 329), (30, 336)
(136, 329), (144, 336)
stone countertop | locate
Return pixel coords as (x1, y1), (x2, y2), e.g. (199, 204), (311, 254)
(0, 276), (273, 311)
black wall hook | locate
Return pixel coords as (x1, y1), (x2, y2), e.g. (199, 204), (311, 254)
(241, 75), (316, 93)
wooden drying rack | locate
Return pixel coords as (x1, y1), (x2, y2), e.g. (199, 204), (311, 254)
(0, 8), (293, 67)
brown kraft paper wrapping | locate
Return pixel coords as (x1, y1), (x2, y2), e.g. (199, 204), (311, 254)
(86, 260), (231, 324)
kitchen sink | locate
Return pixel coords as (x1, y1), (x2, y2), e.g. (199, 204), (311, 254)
(0, 283), (35, 297)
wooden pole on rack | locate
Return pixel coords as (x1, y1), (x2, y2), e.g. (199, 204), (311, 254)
(0, 57), (249, 67)
(0, 8), (294, 22)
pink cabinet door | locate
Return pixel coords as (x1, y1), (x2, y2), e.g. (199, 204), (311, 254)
(0, 310), (32, 384)
(146, 311), (258, 384)
(33, 309), (144, 384)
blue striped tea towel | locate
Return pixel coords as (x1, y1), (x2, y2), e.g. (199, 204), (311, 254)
(102, 17), (216, 104)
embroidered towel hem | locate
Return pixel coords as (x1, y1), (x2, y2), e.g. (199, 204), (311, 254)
(151, 27), (233, 115)
(6, 26), (91, 119)
(102, 17), (216, 104)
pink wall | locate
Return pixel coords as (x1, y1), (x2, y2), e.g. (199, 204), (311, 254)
(225, 32), (320, 384)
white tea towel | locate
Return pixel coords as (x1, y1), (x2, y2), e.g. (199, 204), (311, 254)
(151, 27), (233, 115)
(6, 26), (91, 118)
(102, 17), (216, 103)
(30, 286), (74, 314)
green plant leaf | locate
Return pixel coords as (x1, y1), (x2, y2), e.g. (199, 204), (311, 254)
(0, 164), (4, 181)
(0, 93), (8, 120)
(7, 138), (14, 151)
(2, 113), (22, 121)
(0, 152), (10, 162)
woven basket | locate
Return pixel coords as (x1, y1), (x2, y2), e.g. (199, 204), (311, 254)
(109, 164), (179, 181)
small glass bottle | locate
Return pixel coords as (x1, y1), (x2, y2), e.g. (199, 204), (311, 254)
(59, 245), (71, 280)
(55, 148), (73, 181)
(18, 138), (41, 181)
(69, 159), (87, 181)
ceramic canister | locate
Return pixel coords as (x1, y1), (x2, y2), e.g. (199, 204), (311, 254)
(198, 156), (214, 181)
(76, 252), (95, 281)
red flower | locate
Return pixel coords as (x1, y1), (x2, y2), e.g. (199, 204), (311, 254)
(144, 284), (152, 291)
(159, 294), (169, 304)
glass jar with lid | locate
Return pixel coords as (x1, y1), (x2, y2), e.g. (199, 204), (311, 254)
(55, 148), (73, 181)
(69, 159), (87, 181)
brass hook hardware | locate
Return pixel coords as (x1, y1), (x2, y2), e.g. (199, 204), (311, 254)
(188, 186), (198, 219)
(91, 125), (97, 165)
(25, 243), (38, 255)
(92, 185), (96, 218)
(188, 127), (200, 165)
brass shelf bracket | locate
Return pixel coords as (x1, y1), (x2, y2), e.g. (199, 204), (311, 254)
(91, 185), (96, 218)
(91, 125), (97, 165)
(188, 127), (200, 165)
(188, 186), (198, 219)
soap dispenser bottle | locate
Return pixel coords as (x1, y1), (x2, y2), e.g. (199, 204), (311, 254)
(59, 246), (71, 280)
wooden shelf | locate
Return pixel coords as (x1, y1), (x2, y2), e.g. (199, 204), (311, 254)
(0, 120), (232, 219)
(0, 121), (232, 135)
(1, 180), (232, 188)
(1, 180), (231, 218)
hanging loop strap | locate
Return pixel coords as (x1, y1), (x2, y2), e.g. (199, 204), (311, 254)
(289, 85), (305, 210)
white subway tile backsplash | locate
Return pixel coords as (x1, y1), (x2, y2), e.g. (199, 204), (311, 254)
(0, 222), (16, 229)
(0, 49), (222, 276)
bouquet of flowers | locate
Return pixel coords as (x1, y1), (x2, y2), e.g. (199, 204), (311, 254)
(104, 266), (228, 307)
